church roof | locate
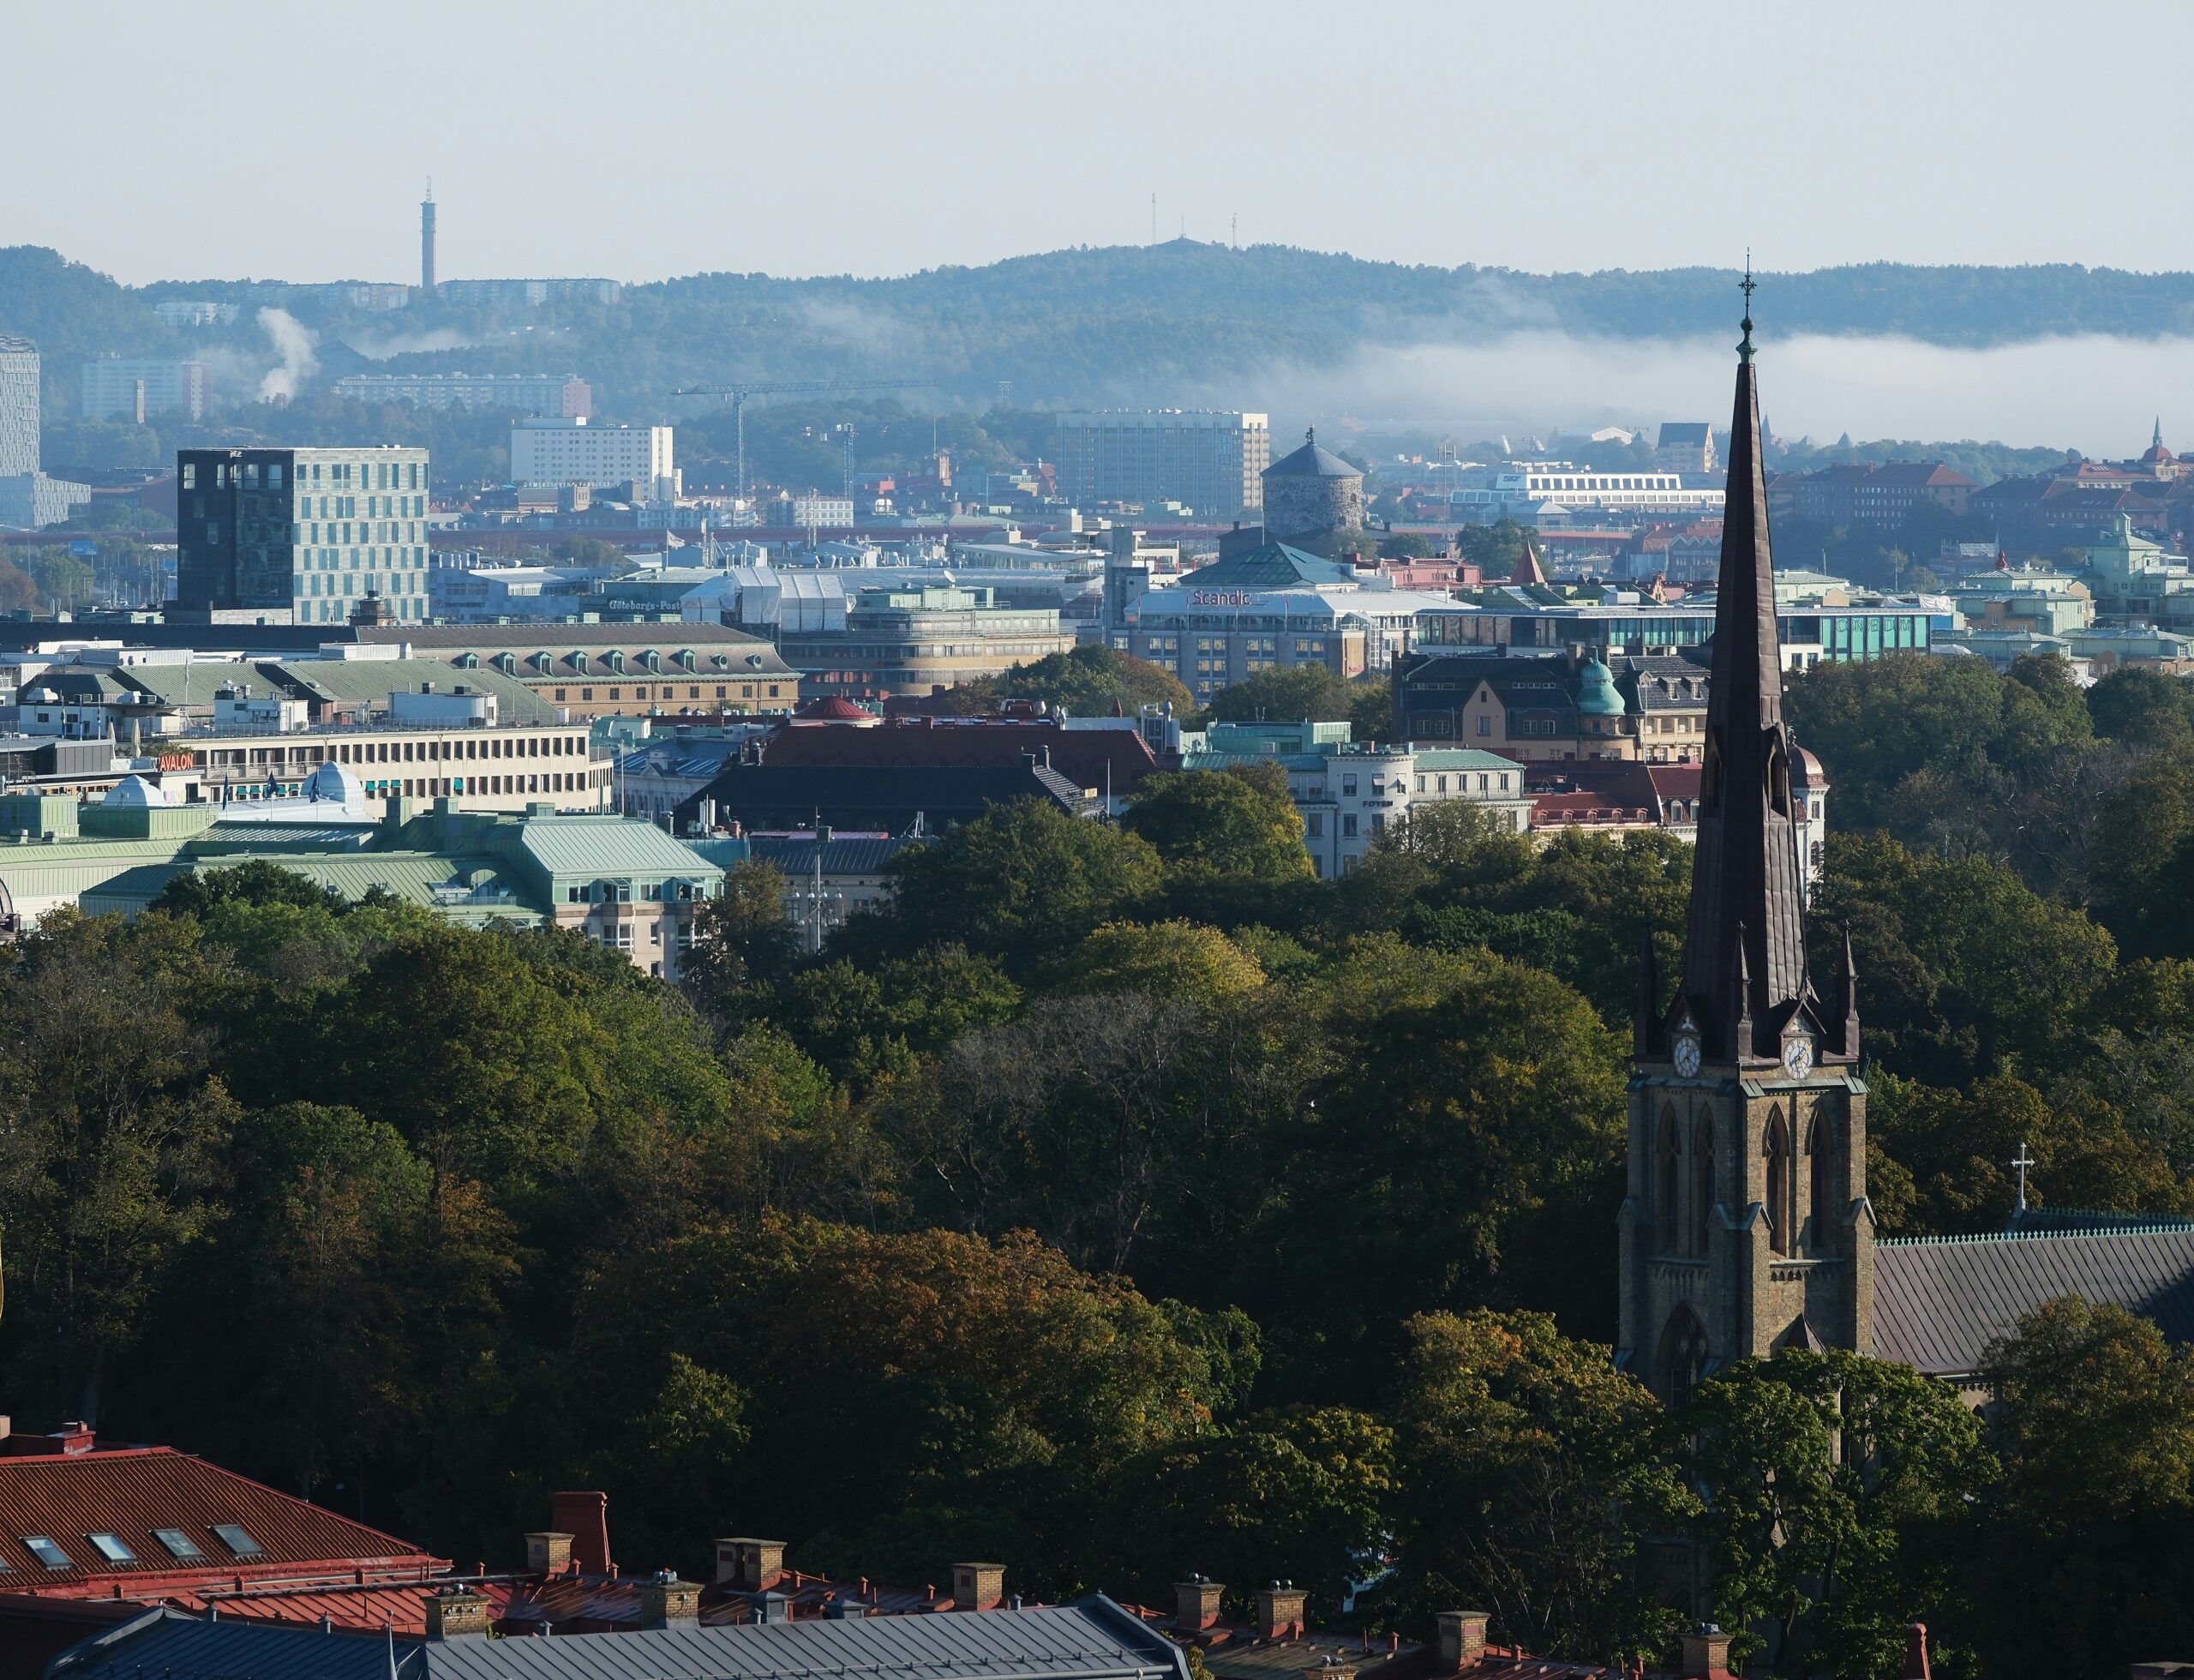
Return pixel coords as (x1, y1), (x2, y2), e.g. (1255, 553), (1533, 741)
(1674, 286), (1813, 1062)
(1873, 1225), (2194, 1377)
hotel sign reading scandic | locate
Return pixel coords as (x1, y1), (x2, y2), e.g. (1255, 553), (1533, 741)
(1189, 589), (1256, 608)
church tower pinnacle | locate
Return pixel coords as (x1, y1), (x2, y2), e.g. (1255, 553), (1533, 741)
(1618, 275), (1873, 1401)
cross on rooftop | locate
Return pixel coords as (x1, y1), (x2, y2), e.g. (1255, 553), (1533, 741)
(2010, 1143), (2036, 1214)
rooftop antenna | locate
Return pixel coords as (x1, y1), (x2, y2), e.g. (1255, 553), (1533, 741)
(1150, 192), (1157, 244)
(2009, 1143), (2035, 1217)
(1232, 213), (1238, 249)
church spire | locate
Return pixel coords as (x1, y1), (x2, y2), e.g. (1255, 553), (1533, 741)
(1677, 272), (1812, 1061)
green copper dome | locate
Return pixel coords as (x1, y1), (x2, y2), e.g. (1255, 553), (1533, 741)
(1575, 657), (1624, 717)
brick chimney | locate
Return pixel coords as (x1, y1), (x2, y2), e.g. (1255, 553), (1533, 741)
(426, 1586), (490, 1641)
(525, 1533), (573, 1575)
(1903, 1623), (1931, 1680)
(550, 1491), (612, 1576)
(714, 1538), (787, 1591)
(1436, 1612), (1489, 1669)
(1680, 1624), (1734, 1680)
(638, 1572), (700, 1629)
(1174, 1578), (1225, 1632)
(1256, 1583), (1307, 1641)
(952, 1563), (1005, 1611)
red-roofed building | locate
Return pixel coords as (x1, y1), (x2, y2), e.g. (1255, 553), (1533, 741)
(0, 1423), (449, 1675)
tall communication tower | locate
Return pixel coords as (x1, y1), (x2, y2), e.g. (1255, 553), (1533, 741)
(420, 180), (437, 294)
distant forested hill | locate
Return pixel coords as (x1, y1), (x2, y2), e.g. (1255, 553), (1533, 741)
(10, 239), (2194, 419)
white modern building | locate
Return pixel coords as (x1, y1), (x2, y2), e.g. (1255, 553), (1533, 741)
(512, 417), (678, 505)
(0, 336), (92, 531)
(1450, 463), (1726, 520)
(336, 372), (590, 417)
(1055, 410), (1270, 519)
(81, 357), (209, 422)
(152, 300), (241, 328)
(788, 494), (855, 527)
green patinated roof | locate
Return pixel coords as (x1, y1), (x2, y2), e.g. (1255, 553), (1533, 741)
(1407, 748), (1527, 773)
(1175, 542), (1356, 592)
(505, 814), (724, 884)
(261, 658), (560, 723)
(118, 662), (267, 707)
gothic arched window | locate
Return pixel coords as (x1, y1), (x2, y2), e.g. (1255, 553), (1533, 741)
(1659, 1305), (1711, 1412)
(1690, 1108), (1715, 1257)
(1807, 1106), (1832, 1253)
(1764, 1106), (1792, 1256)
(1657, 1107), (1681, 1255)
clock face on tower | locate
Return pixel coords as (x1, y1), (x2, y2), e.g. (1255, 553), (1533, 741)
(1782, 1033), (1815, 1083)
(1673, 1034), (1702, 1078)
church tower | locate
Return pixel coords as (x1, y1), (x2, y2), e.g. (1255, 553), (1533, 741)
(1618, 280), (1873, 1403)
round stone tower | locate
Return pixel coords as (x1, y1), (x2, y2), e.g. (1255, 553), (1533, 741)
(1261, 428), (1364, 555)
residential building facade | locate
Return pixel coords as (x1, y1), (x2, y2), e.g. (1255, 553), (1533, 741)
(352, 625), (800, 718)
(1054, 410), (1269, 519)
(0, 335), (92, 530)
(174, 447), (432, 623)
(511, 417), (677, 504)
(334, 372), (591, 416)
(80, 357), (209, 422)
(1770, 459), (1975, 525)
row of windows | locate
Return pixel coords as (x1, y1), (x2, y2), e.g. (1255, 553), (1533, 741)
(4, 1523), (259, 1572)
(551, 684), (781, 703)
(181, 459), (422, 492)
(369, 771), (601, 798)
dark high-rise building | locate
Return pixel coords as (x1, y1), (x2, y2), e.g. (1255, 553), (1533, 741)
(175, 447), (430, 623)
(1619, 285), (1873, 1406)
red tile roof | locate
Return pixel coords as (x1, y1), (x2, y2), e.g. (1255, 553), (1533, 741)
(0, 1447), (442, 1598)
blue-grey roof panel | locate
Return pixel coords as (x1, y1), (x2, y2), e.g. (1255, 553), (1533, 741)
(1873, 1227), (2194, 1377)
(52, 1599), (1189, 1680)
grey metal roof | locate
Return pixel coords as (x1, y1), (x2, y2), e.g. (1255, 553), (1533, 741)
(1263, 438), (1362, 480)
(51, 1599), (1189, 1680)
(49, 1608), (421, 1680)
(1873, 1226), (2194, 1377)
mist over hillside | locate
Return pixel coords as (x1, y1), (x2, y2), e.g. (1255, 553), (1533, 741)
(7, 240), (2193, 449)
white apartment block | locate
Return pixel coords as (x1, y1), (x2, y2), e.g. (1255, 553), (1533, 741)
(336, 373), (591, 417)
(512, 417), (678, 505)
(1056, 411), (1270, 518)
(81, 357), (209, 421)
(788, 494), (855, 527)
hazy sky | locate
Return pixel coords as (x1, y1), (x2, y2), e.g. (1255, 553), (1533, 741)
(12, 0), (2194, 288)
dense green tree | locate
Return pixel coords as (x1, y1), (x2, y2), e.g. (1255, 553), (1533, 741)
(1124, 768), (1313, 883)
(984, 643), (1192, 717)
(843, 798), (1164, 971)
(1106, 1405), (1396, 1617)
(680, 860), (800, 1031)
(1867, 1071), (2190, 1237)
(2089, 665), (2194, 747)
(1388, 1310), (1688, 1664)
(1046, 919), (1265, 1001)
(776, 945), (1019, 1086)
(0, 910), (243, 1419)
(1243, 938), (1628, 1391)
(1684, 1349), (1993, 1677)
(1960, 1299), (2194, 1680)
(1812, 831), (2117, 1085)
(153, 857), (349, 917)
(1202, 663), (1393, 740)
(1454, 519), (1534, 578)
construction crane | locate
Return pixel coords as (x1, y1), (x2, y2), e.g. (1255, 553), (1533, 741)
(670, 379), (934, 513)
